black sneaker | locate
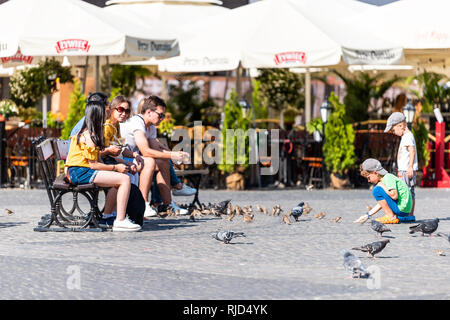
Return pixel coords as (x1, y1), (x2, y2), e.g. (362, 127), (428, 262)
(98, 216), (115, 229)
(157, 203), (172, 213)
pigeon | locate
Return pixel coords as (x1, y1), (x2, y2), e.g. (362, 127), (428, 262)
(215, 199), (232, 214)
(437, 232), (450, 244)
(211, 230), (246, 244)
(282, 214), (291, 225)
(332, 216), (342, 223)
(4, 208), (14, 215)
(303, 203), (312, 215)
(342, 250), (370, 279)
(370, 219), (391, 237)
(409, 218), (439, 237)
(352, 239), (390, 258)
(290, 202), (304, 221)
(314, 212), (326, 219)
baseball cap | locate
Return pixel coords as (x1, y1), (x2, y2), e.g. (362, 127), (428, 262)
(384, 112), (406, 132)
(361, 158), (388, 175)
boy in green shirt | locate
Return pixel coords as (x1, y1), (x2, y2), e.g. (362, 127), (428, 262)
(354, 158), (412, 224)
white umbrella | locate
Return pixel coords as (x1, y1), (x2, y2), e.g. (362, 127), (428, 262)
(345, 0), (450, 67)
(152, 0), (403, 73)
(0, 0), (179, 64)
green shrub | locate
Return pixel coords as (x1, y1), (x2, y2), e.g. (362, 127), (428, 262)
(323, 92), (356, 175)
(61, 79), (85, 139)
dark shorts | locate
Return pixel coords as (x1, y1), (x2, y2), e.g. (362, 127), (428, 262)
(398, 170), (416, 199)
(67, 166), (98, 185)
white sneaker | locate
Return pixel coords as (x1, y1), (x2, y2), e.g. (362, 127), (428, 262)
(171, 200), (189, 215)
(144, 204), (158, 218)
(172, 183), (197, 196)
(112, 216), (141, 232)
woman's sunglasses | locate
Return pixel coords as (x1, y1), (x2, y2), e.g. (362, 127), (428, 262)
(153, 110), (166, 120)
(115, 106), (131, 114)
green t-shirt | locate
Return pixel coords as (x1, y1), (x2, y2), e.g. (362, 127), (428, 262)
(381, 173), (412, 213)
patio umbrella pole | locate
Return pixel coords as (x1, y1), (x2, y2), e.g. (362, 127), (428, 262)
(106, 56), (112, 96)
(305, 68), (311, 125)
(42, 95), (47, 129)
(81, 56), (89, 95)
(95, 56), (100, 92)
(247, 70), (262, 189)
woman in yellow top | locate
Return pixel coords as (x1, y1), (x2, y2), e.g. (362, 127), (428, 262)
(65, 100), (141, 232)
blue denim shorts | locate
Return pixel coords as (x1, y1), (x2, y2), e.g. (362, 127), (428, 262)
(67, 166), (98, 185)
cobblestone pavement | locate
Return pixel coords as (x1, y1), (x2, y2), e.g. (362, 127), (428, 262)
(0, 187), (449, 300)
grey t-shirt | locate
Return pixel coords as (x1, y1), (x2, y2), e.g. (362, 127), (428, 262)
(120, 115), (157, 154)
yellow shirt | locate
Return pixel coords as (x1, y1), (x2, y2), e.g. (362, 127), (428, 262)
(65, 132), (100, 168)
(104, 119), (121, 147)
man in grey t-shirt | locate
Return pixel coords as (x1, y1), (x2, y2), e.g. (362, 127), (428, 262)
(120, 96), (188, 215)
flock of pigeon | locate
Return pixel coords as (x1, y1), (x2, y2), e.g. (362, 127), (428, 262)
(343, 216), (447, 279)
(183, 200), (449, 280)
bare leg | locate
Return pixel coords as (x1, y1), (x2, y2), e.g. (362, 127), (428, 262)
(104, 188), (117, 214)
(139, 157), (156, 203)
(93, 171), (130, 221)
(377, 199), (396, 219)
(155, 159), (171, 205)
(409, 199), (415, 216)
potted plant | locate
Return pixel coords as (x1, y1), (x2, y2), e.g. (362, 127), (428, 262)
(306, 117), (323, 142)
(0, 100), (19, 120)
(218, 90), (251, 190)
(323, 92), (356, 189)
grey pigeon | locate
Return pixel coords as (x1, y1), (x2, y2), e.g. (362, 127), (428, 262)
(370, 219), (391, 237)
(352, 239), (390, 258)
(214, 199), (232, 215)
(290, 202), (304, 221)
(409, 218), (439, 236)
(342, 250), (370, 278)
(211, 230), (246, 244)
(437, 232), (450, 244)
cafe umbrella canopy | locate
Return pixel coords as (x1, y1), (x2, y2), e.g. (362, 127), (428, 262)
(144, 0), (403, 124)
(0, 0), (179, 82)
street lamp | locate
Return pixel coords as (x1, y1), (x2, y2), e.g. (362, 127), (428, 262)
(402, 101), (416, 130)
(239, 99), (251, 118)
(320, 99), (333, 124)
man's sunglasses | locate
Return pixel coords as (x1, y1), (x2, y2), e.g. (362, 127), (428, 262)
(154, 110), (165, 120)
(114, 106), (131, 114)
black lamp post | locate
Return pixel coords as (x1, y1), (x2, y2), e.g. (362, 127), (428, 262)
(320, 99), (333, 136)
(402, 101), (416, 130)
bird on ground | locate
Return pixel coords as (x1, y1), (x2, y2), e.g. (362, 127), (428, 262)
(435, 249), (445, 256)
(215, 199), (232, 214)
(303, 203), (312, 215)
(243, 205), (253, 214)
(262, 206), (268, 215)
(243, 214), (254, 223)
(314, 212), (326, 219)
(409, 218), (440, 237)
(211, 230), (246, 244)
(370, 219), (391, 238)
(256, 204), (264, 213)
(342, 250), (370, 279)
(332, 216), (342, 223)
(437, 232), (450, 244)
(352, 239), (390, 258)
(282, 214), (291, 225)
(306, 184), (314, 191)
(290, 202), (304, 221)
(4, 208), (14, 215)
(234, 205), (243, 216)
(365, 204), (373, 211)
(272, 205), (282, 216)
(225, 210), (235, 221)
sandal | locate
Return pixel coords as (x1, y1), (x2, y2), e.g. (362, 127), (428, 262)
(376, 215), (399, 224)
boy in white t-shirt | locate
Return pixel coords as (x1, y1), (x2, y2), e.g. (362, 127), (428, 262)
(384, 112), (418, 221)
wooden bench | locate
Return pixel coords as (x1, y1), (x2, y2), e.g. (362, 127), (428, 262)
(33, 138), (103, 232)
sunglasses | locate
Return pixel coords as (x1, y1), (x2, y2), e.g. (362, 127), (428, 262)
(153, 110), (165, 120)
(115, 106), (131, 114)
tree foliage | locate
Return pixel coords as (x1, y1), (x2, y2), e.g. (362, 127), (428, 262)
(333, 70), (399, 123)
(9, 58), (73, 108)
(102, 64), (152, 98)
(61, 79), (86, 140)
(323, 92), (356, 175)
(256, 68), (304, 110)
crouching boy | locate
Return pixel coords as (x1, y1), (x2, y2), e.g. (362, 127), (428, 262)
(354, 158), (412, 224)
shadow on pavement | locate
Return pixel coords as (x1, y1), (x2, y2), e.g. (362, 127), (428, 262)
(0, 222), (28, 229)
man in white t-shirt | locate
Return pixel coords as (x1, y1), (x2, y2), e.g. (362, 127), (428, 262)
(120, 96), (189, 216)
(385, 112), (418, 219)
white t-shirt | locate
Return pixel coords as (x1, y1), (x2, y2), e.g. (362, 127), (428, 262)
(397, 130), (418, 171)
(120, 115), (157, 154)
